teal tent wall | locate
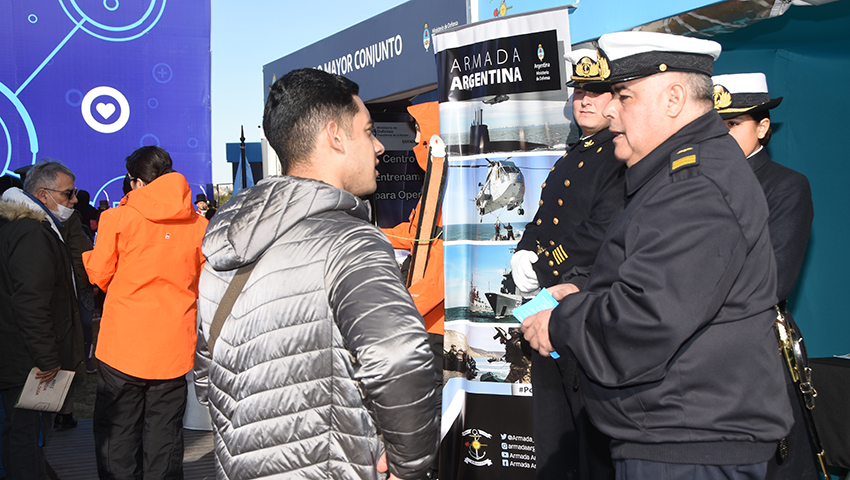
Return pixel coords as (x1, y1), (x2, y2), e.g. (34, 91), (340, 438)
(713, 0), (850, 357)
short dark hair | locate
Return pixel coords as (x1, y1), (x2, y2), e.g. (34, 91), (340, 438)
(23, 160), (75, 195)
(263, 68), (360, 174)
(76, 189), (91, 204)
(0, 174), (24, 196)
(126, 146), (175, 184)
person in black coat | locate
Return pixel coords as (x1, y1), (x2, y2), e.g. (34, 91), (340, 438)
(0, 161), (85, 478)
(511, 49), (624, 480)
(713, 72), (817, 480)
(73, 190), (100, 238)
(523, 32), (792, 478)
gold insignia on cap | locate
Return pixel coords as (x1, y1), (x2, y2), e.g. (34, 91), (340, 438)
(712, 84), (732, 110)
(584, 139), (595, 148)
(659, 64), (668, 72)
(597, 49), (610, 80)
(573, 56), (601, 81)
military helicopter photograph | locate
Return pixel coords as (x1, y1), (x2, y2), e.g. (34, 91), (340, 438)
(443, 153), (559, 240)
(473, 158), (525, 218)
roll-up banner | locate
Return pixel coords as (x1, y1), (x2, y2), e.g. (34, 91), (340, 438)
(433, 8), (574, 479)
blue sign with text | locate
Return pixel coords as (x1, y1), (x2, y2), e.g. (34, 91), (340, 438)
(263, 0), (467, 103)
(1, 1), (211, 207)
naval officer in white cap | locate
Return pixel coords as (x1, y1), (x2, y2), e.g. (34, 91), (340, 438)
(522, 32), (792, 480)
(515, 48), (622, 480)
(713, 72), (817, 480)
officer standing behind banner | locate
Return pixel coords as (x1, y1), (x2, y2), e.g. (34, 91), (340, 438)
(712, 72), (817, 479)
(512, 50), (624, 298)
(511, 49), (623, 480)
(522, 32), (792, 480)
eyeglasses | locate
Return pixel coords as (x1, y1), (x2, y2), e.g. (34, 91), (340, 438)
(43, 188), (78, 200)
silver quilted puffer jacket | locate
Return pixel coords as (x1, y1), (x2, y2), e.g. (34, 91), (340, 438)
(194, 176), (439, 480)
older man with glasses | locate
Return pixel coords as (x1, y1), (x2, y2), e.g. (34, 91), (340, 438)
(0, 160), (86, 480)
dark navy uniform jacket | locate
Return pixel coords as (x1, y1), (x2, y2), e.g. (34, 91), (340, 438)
(750, 148), (816, 480)
(554, 111), (792, 465)
(517, 128), (625, 288)
(748, 148), (813, 301)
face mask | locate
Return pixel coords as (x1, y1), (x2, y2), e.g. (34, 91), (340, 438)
(47, 191), (75, 223)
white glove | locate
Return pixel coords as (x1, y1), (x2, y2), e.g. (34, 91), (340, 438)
(510, 250), (540, 296)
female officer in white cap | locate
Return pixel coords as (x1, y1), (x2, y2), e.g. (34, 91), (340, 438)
(713, 72), (817, 480)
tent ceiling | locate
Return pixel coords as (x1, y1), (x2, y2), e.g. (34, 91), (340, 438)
(574, 0), (839, 49)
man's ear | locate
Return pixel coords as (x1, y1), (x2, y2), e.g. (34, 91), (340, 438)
(666, 81), (687, 118)
(326, 120), (345, 155)
(34, 188), (49, 205)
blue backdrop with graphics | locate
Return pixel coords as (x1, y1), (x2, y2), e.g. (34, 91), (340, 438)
(1, 0), (211, 206)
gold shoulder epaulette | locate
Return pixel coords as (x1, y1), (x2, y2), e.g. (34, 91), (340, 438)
(671, 145), (699, 172)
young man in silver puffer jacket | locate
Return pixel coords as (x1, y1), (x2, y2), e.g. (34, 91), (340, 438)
(194, 68), (439, 480)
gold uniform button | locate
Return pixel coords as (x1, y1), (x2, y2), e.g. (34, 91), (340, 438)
(553, 218), (559, 225)
(553, 270), (559, 276)
(597, 147), (603, 153)
(542, 182), (547, 189)
(548, 261), (554, 267)
(549, 240), (555, 246)
(544, 251), (550, 257)
(558, 199), (563, 206)
(578, 161), (584, 168)
(564, 179), (571, 187)
(536, 219), (542, 225)
(659, 63), (668, 72)
(539, 200), (544, 206)
(550, 166), (556, 171)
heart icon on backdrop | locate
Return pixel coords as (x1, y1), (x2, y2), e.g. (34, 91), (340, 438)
(96, 102), (116, 120)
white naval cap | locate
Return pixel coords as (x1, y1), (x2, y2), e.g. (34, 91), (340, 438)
(711, 72), (783, 118)
(584, 31), (722, 91)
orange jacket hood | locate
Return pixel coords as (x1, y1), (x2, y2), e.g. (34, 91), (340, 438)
(122, 172), (198, 222)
